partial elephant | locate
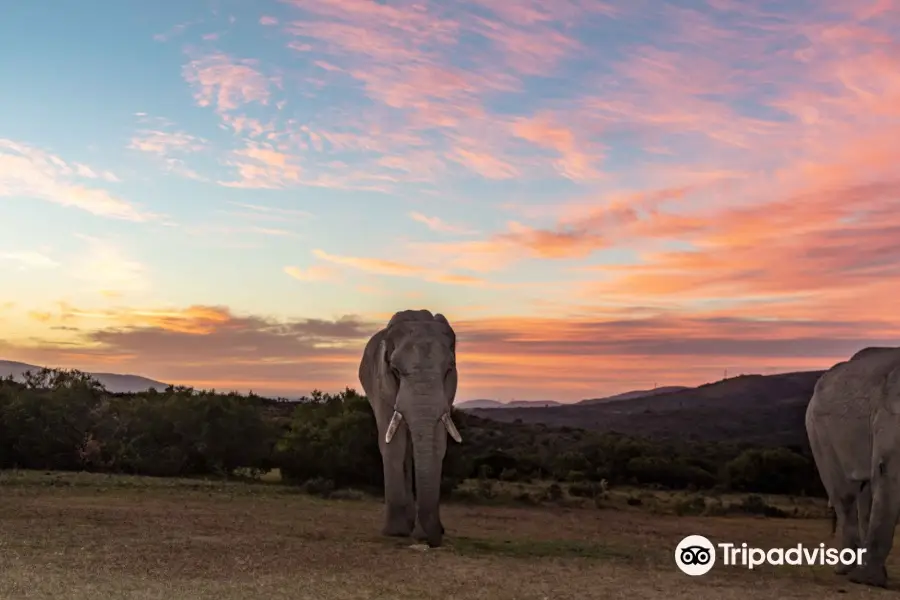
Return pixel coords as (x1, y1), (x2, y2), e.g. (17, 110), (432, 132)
(805, 346), (900, 588)
(358, 309), (462, 547)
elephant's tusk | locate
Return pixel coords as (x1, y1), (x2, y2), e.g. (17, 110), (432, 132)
(385, 410), (403, 443)
(441, 412), (462, 443)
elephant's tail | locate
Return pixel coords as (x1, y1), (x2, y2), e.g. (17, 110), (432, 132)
(830, 506), (836, 536)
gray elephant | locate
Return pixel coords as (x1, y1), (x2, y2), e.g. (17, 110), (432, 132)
(358, 309), (462, 547)
(805, 346), (900, 587)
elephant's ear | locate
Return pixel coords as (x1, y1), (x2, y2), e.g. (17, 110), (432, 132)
(434, 313), (456, 354)
(375, 336), (400, 409)
(433, 315), (458, 407)
(443, 361), (458, 408)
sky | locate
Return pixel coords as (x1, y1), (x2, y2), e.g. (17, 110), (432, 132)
(0, 0), (898, 402)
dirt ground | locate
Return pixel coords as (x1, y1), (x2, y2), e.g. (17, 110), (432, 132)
(0, 472), (897, 599)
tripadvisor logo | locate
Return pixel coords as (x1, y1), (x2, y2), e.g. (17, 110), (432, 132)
(674, 534), (866, 576)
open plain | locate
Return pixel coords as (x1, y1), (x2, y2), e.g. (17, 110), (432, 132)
(0, 471), (897, 600)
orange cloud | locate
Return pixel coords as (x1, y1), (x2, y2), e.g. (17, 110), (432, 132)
(3, 302), (895, 401)
(312, 249), (424, 277)
(311, 248), (491, 287)
(284, 265), (339, 282)
(575, 179), (900, 326)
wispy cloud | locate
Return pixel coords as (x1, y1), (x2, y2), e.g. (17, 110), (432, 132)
(284, 265), (338, 282)
(128, 114), (210, 180)
(511, 113), (604, 181)
(226, 201), (312, 221)
(0, 251), (60, 270)
(312, 248), (489, 286)
(408, 211), (477, 235)
(182, 52), (280, 113)
(129, 127), (207, 156)
(0, 139), (155, 221)
(219, 142), (302, 188)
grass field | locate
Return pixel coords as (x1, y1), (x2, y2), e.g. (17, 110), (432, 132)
(0, 471), (897, 599)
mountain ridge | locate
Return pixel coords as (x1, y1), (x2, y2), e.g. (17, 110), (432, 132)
(466, 370), (826, 446)
(1, 359), (828, 446)
(0, 360), (170, 394)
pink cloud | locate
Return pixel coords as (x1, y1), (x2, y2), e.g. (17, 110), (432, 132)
(511, 114), (604, 180)
(219, 143), (303, 189)
(446, 147), (518, 179)
(408, 211), (477, 235)
(182, 52), (278, 113)
(128, 130), (207, 155)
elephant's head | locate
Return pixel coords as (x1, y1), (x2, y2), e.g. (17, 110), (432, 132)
(377, 310), (461, 546)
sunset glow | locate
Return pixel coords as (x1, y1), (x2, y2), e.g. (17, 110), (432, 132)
(1, 0), (897, 400)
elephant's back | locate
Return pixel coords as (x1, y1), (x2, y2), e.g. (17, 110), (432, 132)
(809, 349), (900, 416)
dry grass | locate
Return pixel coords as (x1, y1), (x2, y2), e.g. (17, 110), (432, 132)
(0, 471), (896, 599)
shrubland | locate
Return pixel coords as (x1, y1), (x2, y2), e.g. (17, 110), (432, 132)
(0, 368), (825, 505)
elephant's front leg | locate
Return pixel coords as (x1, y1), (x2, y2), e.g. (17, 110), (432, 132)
(381, 426), (415, 537)
(402, 436), (416, 532)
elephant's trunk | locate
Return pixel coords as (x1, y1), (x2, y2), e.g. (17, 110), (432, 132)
(406, 384), (446, 547)
(411, 427), (443, 546)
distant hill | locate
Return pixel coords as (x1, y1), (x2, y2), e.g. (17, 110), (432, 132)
(455, 399), (506, 410)
(0, 360), (170, 394)
(577, 385), (690, 405)
(455, 399), (562, 410)
(467, 371), (826, 447)
(507, 400), (561, 408)
(456, 387), (689, 411)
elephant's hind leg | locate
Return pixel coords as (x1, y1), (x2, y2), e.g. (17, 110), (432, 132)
(811, 423), (860, 574)
(848, 471), (896, 588)
(857, 480), (872, 547)
(834, 486), (862, 575)
(849, 418), (900, 589)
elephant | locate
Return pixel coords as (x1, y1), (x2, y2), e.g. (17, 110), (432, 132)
(358, 309), (462, 547)
(805, 346), (900, 588)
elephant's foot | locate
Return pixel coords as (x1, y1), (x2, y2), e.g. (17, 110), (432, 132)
(834, 561), (854, 575)
(847, 563), (888, 588)
(413, 522), (443, 548)
(382, 504), (415, 537)
(382, 520), (413, 537)
(834, 547), (858, 576)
